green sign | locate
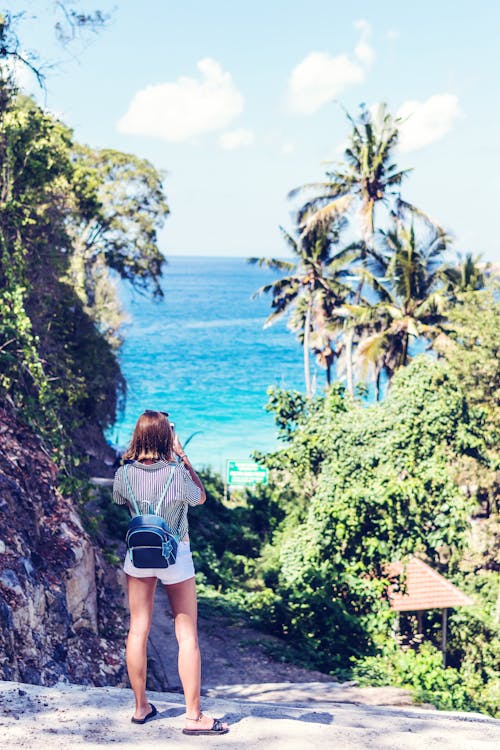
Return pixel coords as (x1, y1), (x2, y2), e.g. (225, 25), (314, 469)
(226, 460), (268, 486)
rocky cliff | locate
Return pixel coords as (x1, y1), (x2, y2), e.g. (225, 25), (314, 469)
(0, 407), (127, 686)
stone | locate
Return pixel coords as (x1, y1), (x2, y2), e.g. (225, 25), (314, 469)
(0, 407), (126, 687)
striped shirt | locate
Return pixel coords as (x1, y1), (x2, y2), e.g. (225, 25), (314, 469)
(113, 460), (202, 540)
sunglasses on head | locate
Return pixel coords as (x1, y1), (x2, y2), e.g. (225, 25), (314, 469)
(143, 410), (169, 418)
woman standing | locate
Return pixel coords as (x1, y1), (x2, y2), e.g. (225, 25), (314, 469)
(113, 410), (229, 736)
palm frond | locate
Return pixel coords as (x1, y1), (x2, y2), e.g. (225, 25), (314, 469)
(357, 330), (389, 363)
(299, 195), (353, 234)
(288, 181), (347, 201)
(248, 256), (296, 272)
(395, 197), (445, 233)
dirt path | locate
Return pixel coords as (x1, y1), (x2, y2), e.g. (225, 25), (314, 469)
(144, 586), (419, 709)
(146, 585), (335, 691)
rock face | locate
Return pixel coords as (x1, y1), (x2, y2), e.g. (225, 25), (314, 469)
(0, 407), (127, 686)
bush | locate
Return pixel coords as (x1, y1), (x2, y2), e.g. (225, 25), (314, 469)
(352, 641), (499, 716)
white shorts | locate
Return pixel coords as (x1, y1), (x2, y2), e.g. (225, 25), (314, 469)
(123, 540), (195, 585)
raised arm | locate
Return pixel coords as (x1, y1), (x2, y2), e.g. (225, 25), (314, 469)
(173, 434), (206, 504)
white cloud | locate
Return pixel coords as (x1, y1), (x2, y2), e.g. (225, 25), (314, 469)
(117, 58), (244, 142)
(281, 141), (296, 155)
(286, 20), (374, 116)
(397, 94), (461, 152)
(286, 51), (364, 115)
(219, 128), (255, 150)
(354, 19), (375, 66)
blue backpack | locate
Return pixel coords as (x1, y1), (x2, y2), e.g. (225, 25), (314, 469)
(123, 463), (179, 569)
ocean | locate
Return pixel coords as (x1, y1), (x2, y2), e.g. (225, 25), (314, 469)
(108, 256), (308, 472)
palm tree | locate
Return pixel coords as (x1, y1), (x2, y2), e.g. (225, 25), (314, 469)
(291, 103), (409, 239)
(289, 103), (412, 394)
(287, 267), (350, 388)
(348, 220), (455, 397)
(449, 252), (488, 293)
(250, 220), (354, 397)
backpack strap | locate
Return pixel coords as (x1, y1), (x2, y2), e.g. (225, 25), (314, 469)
(153, 464), (176, 515)
(123, 462), (176, 516)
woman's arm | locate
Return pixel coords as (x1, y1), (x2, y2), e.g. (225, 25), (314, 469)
(112, 467), (128, 505)
(173, 435), (206, 504)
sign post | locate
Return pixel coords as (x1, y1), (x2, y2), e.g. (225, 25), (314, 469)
(226, 460), (268, 487)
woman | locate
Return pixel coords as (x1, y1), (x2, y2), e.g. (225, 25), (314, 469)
(113, 410), (229, 736)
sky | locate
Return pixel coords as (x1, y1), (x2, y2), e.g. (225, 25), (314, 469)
(8, 0), (500, 261)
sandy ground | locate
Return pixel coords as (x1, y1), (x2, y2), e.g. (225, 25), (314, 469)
(1, 679), (499, 750)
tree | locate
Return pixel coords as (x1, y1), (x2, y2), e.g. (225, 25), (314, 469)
(290, 103), (408, 238)
(67, 145), (169, 346)
(350, 219), (455, 395)
(0, 91), (77, 435)
(0, 5), (109, 87)
(447, 252), (490, 294)
(250, 219), (354, 396)
(258, 357), (480, 670)
(71, 146), (169, 296)
(0, 87), (168, 461)
(289, 104), (436, 394)
(436, 290), (500, 622)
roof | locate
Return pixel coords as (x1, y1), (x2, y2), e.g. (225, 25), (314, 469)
(386, 557), (474, 612)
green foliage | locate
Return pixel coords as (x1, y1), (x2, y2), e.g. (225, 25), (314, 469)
(447, 602), (500, 678)
(294, 102), (410, 236)
(437, 290), (499, 517)
(0, 81), (168, 471)
(264, 387), (309, 439)
(250, 221), (355, 393)
(352, 640), (499, 717)
(257, 104), (485, 396)
(70, 145), (169, 303)
(253, 357), (481, 670)
(247, 295), (500, 711)
(350, 220), (456, 391)
(188, 469), (285, 591)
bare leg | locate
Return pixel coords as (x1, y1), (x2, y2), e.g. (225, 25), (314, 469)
(164, 577), (200, 718)
(126, 574), (157, 720)
(165, 576), (228, 731)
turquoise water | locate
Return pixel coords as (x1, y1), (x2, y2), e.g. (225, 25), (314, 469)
(108, 256), (307, 472)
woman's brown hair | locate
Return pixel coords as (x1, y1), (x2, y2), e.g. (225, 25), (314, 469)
(122, 410), (173, 462)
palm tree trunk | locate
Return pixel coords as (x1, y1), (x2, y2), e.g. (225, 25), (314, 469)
(345, 327), (354, 396)
(346, 201), (374, 396)
(304, 299), (312, 398)
(402, 331), (409, 367)
(375, 366), (381, 401)
(345, 278), (365, 396)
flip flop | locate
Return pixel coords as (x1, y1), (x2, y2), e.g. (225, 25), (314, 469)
(182, 718), (229, 735)
(131, 704), (157, 725)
